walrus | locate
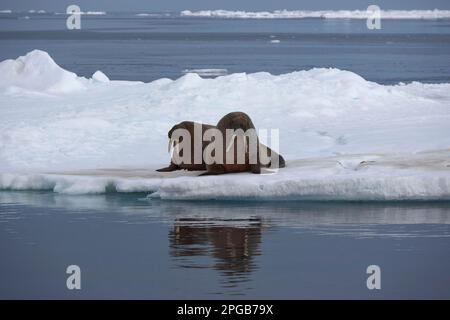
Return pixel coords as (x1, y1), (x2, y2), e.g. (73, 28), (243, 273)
(202, 111), (285, 175)
(156, 121), (215, 172)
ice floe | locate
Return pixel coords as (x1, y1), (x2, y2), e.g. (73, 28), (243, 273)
(180, 9), (450, 20)
(0, 50), (449, 200)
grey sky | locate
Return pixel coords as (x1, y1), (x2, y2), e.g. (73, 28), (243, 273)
(1, 0), (450, 12)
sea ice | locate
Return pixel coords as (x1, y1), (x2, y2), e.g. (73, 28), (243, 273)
(180, 9), (450, 20)
(0, 50), (449, 200)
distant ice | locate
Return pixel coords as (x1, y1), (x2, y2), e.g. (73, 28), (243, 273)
(136, 13), (154, 17)
(54, 11), (107, 15)
(135, 13), (170, 17)
(181, 9), (450, 19)
(182, 68), (228, 77)
(0, 50), (449, 200)
(81, 11), (106, 15)
(0, 10), (12, 14)
(270, 39), (281, 44)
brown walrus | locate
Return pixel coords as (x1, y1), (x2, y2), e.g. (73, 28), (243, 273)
(156, 121), (215, 172)
(202, 111), (285, 175)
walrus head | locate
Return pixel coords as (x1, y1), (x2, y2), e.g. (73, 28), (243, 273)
(217, 111), (255, 131)
(166, 121), (193, 154)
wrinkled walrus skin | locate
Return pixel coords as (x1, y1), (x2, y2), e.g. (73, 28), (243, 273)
(156, 121), (215, 172)
(202, 112), (286, 176)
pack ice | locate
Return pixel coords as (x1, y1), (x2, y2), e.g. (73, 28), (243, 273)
(0, 50), (449, 200)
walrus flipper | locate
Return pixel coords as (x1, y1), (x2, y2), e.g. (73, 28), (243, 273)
(250, 164), (261, 174)
(278, 155), (286, 168)
(268, 154), (286, 169)
(199, 164), (225, 176)
(156, 163), (179, 172)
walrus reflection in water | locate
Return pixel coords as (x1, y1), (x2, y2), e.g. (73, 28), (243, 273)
(169, 219), (262, 275)
(203, 111), (285, 175)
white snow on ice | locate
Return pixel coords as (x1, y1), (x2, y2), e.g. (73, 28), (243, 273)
(91, 70), (110, 83)
(180, 9), (450, 19)
(0, 50), (449, 200)
(0, 50), (87, 93)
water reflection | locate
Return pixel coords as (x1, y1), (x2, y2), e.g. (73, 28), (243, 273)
(2, 191), (450, 226)
(1, 191), (450, 297)
(169, 218), (262, 285)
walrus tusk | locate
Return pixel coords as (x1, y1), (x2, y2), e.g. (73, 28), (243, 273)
(167, 138), (172, 153)
(226, 134), (248, 153)
(226, 134), (237, 153)
(169, 138), (180, 158)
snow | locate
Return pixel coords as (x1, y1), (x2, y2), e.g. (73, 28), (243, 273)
(180, 9), (450, 19)
(91, 70), (110, 83)
(0, 50), (86, 93)
(0, 50), (449, 200)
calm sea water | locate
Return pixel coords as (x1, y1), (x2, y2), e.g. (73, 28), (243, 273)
(1, 12), (450, 299)
(0, 192), (450, 299)
(1, 12), (450, 84)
